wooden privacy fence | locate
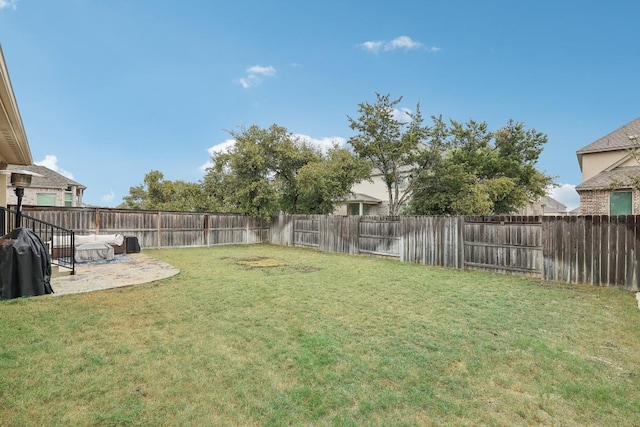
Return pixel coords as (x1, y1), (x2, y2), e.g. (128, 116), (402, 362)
(18, 207), (270, 249)
(13, 207), (640, 291)
(542, 215), (640, 289)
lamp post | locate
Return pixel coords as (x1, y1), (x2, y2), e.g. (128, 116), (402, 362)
(10, 172), (32, 229)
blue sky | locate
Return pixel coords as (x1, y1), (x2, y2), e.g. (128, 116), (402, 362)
(1, 0), (639, 210)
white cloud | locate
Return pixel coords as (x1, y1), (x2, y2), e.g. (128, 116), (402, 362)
(199, 160), (213, 172)
(199, 139), (236, 172)
(247, 65), (276, 76)
(237, 64), (277, 88)
(386, 36), (422, 51)
(549, 183), (580, 211)
(392, 107), (413, 123)
(0, 0), (17, 10)
(207, 138), (236, 156)
(360, 41), (385, 53)
(239, 76), (258, 89)
(101, 190), (115, 203)
(294, 134), (347, 153)
(35, 155), (74, 179)
(359, 35), (440, 53)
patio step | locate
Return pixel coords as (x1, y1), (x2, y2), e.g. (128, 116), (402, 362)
(51, 265), (73, 277)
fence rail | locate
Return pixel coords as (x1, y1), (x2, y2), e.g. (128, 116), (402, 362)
(11, 207), (640, 291)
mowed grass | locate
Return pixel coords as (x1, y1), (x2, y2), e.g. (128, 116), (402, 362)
(1, 244), (639, 426)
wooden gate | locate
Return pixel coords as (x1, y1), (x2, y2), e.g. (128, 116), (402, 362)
(463, 216), (542, 276)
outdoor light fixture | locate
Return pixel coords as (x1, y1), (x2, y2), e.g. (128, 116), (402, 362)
(8, 170), (39, 229)
(10, 171), (32, 188)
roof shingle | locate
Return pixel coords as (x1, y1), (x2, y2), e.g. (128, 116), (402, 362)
(5, 164), (86, 190)
(577, 117), (640, 155)
(575, 166), (640, 191)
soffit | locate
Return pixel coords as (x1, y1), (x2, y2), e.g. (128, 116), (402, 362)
(0, 46), (32, 166)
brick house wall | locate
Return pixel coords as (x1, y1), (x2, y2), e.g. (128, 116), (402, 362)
(6, 188), (61, 206)
(579, 191), (608, 215)
(579, 189), (640, 215)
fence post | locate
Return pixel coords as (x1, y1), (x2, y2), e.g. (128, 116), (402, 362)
(459, 216), (465, 270)
(95, 208), (101, 234)
(157, 211), (162, 248)
(399, 216), (404, 262)
(290, 214), (294, 246)
(204, 215), (210, 246)
(355, 215), (361, 255)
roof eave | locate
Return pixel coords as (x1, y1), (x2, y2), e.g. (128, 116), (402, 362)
(0, 45), (33, 166)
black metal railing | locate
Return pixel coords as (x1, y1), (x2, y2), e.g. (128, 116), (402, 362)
(0, 207), (75, 275)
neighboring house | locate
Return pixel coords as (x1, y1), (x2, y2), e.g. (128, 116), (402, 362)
(7, 165), (87, 208)
(0, 45), (33, 208)
(5, 164), (85, 207)
(513, 195), (567, 216)
(575, 117), (640, 215)
(335, 192), (383, 216)
(335, 167), (410, 215)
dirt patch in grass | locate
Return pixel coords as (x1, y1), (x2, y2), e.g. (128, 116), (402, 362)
(235, 256), (320, 274)
(293, 265), (321, 273)
(236, 257), (287, 268)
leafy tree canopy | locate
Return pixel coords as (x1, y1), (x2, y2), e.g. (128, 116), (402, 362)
(119, 170), (214, 212)
(408, 118), (554, 215)
(202, 124), (370, 217)
(348, 93), (429, 216)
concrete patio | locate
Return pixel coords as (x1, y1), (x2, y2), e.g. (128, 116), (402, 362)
(50, 253), (179, 296)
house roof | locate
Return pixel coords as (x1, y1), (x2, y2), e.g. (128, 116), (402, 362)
(5, 164), (86, 190)
(576, 117), (640, 170)
(0, 45), (32, 166)
(575, 165), (640, 191)
(540, 195), (567, 213)
(344, 193), (382, 203)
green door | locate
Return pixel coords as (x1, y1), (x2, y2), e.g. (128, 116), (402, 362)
(610, 191), (632, 215)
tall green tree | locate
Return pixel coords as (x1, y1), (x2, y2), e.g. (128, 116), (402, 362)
(348, 93), (429, 215)
(409, 119), (554, 215)
(120, 170), (213, 211)
(202, 125), (281, 217)
(297, 146), (372, 214)
(202, 124), (370, 217)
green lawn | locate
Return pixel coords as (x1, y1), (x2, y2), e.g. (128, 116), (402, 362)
(1, 244), (639, 426)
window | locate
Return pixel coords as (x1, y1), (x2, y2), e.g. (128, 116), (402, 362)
(36, 193), (56, 206)
(64, 192), (73, 207)
(348, 203), (373, 215)
(610, 191), (632, 215)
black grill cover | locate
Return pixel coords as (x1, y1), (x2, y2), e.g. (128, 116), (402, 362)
(0, 227), (53, 300)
